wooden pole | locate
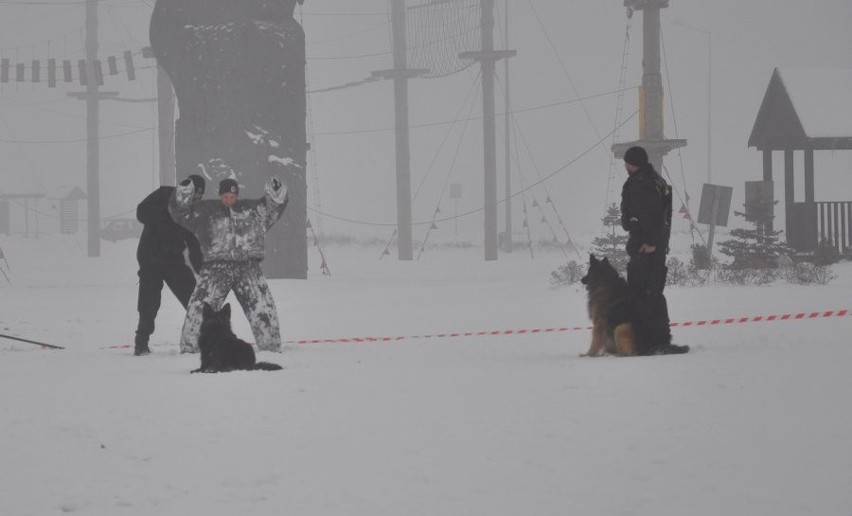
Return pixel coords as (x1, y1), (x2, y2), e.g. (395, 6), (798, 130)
(85, 0), (101, 257)
(391, 0), (413, 260)
(482, 0), (498, 260)
(503, 0), (512, 253)
(157, 65), (176, 186)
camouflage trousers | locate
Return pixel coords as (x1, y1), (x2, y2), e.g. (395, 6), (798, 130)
(180, 261), (282, 353)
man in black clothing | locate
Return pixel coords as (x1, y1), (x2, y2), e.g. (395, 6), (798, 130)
(620, 146), (688, 355)
(133, 174), (205, 356)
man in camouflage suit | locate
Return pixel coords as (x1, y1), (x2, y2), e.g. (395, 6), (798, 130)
(169, 174), (288, 353)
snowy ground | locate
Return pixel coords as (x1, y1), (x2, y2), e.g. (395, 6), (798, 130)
(1, 234), (851, 516)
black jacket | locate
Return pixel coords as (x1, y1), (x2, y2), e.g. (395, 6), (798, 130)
(137, 186), (203, 271)
(620, 164), (673, 256)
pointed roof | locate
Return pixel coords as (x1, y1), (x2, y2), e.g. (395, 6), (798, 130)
(49, 186), (87, 200)
(749, 67), (852, 151)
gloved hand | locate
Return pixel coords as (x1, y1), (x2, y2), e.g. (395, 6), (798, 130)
(177, 178), (196, 204)
(265, 176), (288, 204)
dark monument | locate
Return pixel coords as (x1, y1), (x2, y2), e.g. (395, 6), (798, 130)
(150, 0), (307, 279)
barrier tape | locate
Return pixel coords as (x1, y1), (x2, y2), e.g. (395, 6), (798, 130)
(286, 309), (849, 345)
(96, 309), (848, 350)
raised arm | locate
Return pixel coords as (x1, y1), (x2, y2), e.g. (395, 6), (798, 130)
(168, 179), (201, 233)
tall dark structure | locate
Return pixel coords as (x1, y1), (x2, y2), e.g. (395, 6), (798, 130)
(150, 0), (308, 279)
(460, 0), (515, 261)
(612, 0), (686, 172)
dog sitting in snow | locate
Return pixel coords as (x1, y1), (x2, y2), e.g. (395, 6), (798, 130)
(192, 303), (283, 373)
(580, 254), (688, 357)
(580, 254), (642, 356)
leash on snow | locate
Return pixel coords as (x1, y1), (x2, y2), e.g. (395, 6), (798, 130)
(0, 333), (65, 350)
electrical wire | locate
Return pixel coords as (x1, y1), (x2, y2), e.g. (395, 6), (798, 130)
(308, 110), (638, 228)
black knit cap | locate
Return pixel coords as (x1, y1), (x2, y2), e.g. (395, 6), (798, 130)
(623, 146), (649, 167)
(218, 178), (239, 196)
(187, 174), (205, 194)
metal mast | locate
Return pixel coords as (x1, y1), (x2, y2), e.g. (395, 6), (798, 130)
(613, 0), (686, 172)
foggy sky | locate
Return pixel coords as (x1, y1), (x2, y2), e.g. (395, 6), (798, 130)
(1, 0), (850, 246)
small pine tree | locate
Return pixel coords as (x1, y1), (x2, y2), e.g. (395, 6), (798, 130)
(591, 203), (628, 272)
(717, 202), (791, 269)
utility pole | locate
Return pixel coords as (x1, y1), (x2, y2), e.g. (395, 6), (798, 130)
(141, 46), (177, 187)
(374, 0), (425, 260)
(157, 64), (176, 186)
(613, 0), (685, 173)
(461, 0), (515, 261)
(84, 0), (101, 257)
(503, 0), (512, 253)
(390, 0), (413, 260)
(85, 0), (100, 258)
(68, 0), (116, 257)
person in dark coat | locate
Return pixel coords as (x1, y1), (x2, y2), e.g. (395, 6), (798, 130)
(169, 175), (288, 354)
(620, 146), (688, 354)
(133, 174), (205, 356)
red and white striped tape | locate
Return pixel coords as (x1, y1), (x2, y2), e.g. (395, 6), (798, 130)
(286, 309), (849, 345)
(97, 309), (848, 350)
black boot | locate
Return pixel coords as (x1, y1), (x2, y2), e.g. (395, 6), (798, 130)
(656, 343), (690, 355)
(134, 334), (151, 356)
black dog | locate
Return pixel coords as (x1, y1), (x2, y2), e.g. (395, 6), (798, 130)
(192, 303), (283, 373)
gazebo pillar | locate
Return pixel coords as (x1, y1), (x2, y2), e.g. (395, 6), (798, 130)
(784, 149), (795, 205)
(804, 147), (815, 203)
(763, 149), (773, 233)
(784, 148), (795, 239)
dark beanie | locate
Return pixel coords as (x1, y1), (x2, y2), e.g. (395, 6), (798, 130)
(623, 146), (649, 167)
(218, 178), (239, 196)
(188, 174), (205, 194)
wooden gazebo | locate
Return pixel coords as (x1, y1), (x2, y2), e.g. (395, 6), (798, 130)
(748, 67), (852, 253)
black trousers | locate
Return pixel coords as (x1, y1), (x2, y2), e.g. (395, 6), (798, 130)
(136, 260), (196, 340)
(626, 250), (672, 347)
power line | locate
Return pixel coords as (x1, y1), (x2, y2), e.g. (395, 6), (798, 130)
(0, 126), (153, 144)
(308, 110), (639, 228)
(309, 85), (636, 136)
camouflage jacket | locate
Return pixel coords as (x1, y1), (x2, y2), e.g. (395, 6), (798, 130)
(169, 190), (287, 264)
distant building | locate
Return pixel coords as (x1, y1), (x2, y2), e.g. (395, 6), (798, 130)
(748, 67), (852, 253)
(50, 186), (88, 235)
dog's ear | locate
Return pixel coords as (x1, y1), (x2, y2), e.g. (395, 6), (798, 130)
(202, 303), (213, 318)
(221, 303), (231, 318)
(602, 257), (610, 265)
(589, 253), (597, 265)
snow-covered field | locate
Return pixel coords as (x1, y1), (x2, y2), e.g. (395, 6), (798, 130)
(1, 234), (850, 516)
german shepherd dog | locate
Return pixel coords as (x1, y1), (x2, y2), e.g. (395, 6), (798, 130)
(580, 254), (689, 357)
(580, 255), (643, 356)
(192, 303), (283, 373)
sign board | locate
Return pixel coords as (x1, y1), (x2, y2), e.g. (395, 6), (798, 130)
(697, 183), (733, 226)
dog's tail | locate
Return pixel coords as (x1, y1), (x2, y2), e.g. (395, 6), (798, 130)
(252, 361), (283, 371)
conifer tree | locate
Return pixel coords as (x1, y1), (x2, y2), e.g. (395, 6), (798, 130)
(591, 203), (628, 272)
(717, 201), (791, 269)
